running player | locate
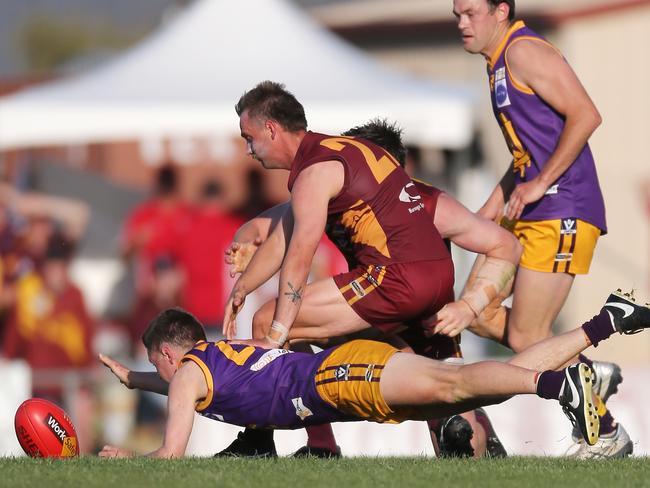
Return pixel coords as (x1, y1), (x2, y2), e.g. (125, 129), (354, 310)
(451, 0), (629, 457)
(98, 294), (650, 459)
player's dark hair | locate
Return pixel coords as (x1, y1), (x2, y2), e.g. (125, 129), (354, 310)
(342, 118), (407, 167)
(142, 308), (206, 352)
(235, 81), (307, 132)
(487, 0), (515, 21)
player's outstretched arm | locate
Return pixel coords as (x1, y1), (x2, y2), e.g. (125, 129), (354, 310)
(504, 39), (601, 220)
(99, 354), (169, 395)
(99, 361), (206, 459)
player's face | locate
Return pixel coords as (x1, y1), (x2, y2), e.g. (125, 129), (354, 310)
(239, 110), (278, 169)
(148, 345), (176, 383)
(452, 0), (501, 56)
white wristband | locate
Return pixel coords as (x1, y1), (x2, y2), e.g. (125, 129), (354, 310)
(268, 320), (289, 346)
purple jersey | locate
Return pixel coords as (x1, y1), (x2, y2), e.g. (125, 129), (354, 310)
(488, 21), (607, 233)
(181, 341), (353, 429)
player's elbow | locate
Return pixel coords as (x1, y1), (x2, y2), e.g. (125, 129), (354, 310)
(589, 106), (602, 132)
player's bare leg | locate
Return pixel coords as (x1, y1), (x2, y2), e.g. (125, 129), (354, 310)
(251, 277), (372, 341)
(507, 267), (574, 352)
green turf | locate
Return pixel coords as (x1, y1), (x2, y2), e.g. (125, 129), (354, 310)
(1, 456), (648, 488)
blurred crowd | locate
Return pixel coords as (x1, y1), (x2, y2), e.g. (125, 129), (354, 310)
(0, 162), (347, 453)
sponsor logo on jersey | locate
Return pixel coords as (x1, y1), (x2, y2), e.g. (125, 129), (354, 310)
(292, 397), (313, 420)
(250, 348), (293, 371)
(495, 68), (511, 108)
(408, 203), (425, 214)
(555, 252), (573, 262)
(561, 218), (577, 235)
(335, 364), (351, 381)
(46, 414), (68, 444)
(203, 412), (225, 422)
(399, 182), (421, 203)
(350, 280), (366, 298)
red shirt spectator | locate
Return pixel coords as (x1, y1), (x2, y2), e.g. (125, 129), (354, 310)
(178, 181), (242, 328)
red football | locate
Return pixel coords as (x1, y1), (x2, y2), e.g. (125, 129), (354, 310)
(14, 398), (79, 458)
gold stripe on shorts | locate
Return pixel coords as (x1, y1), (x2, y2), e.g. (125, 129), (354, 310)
(338, 265), (387, 306)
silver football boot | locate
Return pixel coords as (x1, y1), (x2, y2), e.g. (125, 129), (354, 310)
(566, 424), (633, 459)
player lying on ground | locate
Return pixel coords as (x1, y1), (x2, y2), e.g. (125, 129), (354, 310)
(98, 291), (650, 458)
(224, 118), (520, 457)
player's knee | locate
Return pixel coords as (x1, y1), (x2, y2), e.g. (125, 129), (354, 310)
(507, 328), (549, 352)
(440, 368), (466, 404)
(468, 305), (507, 341)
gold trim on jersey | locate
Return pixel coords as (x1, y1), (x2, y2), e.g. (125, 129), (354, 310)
(181, 353), (214, 412)
(505, 36), (562, 95)
(340, 201), (391, 259)
(488, 20), (525, 69)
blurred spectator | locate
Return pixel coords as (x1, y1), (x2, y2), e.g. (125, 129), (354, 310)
(0, 182), (89, 341)
(120, 163), (192, 296)
(178, 180), (242, 331)
(1, 233), (95, 385)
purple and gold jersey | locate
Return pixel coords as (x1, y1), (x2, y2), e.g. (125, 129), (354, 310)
(181, 341), (353, 429)
(288, 132), (450, 268)
(488, 21), (607, 233)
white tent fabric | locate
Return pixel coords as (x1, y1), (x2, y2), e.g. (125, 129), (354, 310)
(0, 0), (475, 150)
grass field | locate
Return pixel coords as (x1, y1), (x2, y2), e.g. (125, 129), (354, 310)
(1, 456), (648, 488)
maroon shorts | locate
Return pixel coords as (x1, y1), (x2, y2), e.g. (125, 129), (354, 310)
(333, 258), (454, 333)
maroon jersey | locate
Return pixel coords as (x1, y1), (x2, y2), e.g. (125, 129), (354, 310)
(288, 132), (449, 268)
(412, 179), (442, 219)
(412, 179), (451, 252)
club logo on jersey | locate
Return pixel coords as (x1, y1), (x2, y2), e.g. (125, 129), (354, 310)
(335, 364), (351, 381)
(399, 182), (421, 203)
(45, 414), (68, 444)
(561, 218), (577, 235)
(291, 397), (313, 420)
(350, 280), (366, 298)
(494, 67), (511, 108)
(250, 349), (293, 371)
(555, 252), (573, 262)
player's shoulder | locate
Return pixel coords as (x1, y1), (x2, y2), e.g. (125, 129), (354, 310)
(506, 35), (560, 65)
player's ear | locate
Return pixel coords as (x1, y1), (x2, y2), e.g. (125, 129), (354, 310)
(160, 344), (173, 363)
(495, 2), (510, 22)
(266, 119), (278, 140)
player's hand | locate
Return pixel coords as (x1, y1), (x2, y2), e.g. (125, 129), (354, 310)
(223, 283), (247, 340)
(99, 445), (134, 458)
(432, 301), (476, 337)
(506, 178), (548, 220)
(98, 354), (133, 389)
(224, 239), (262, 277)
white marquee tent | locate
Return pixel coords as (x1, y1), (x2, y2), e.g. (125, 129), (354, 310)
(0, 0), (475, 151)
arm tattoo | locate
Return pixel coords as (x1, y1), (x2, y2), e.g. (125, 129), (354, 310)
(284, 282), (303, 304)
